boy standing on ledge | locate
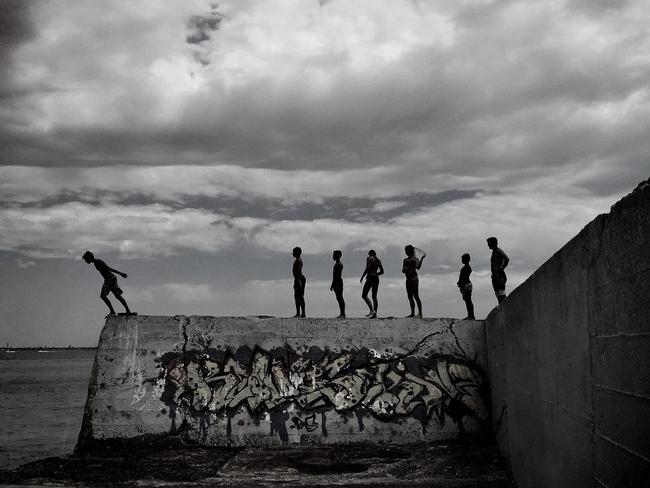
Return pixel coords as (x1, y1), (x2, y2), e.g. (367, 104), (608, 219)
(330, 250), (345, 318)
(292, 246), (306, 318)
(360, 249), (384, 318)
(487, 237), (509, 304)
(457, 253), (475, 319)
(402, 245), (425, 318)
(82, 251), (134, 318)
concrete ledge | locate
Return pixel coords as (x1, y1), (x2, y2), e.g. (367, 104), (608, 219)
(77, 316), (488, 449)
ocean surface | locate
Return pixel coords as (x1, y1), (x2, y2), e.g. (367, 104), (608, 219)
(0, 349), (96, 471)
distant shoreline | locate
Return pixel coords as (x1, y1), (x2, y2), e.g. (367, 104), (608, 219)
(1, 347), (97, 351)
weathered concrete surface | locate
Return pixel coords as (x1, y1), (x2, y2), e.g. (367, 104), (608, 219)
(78, 316), (488, 449)
(486, 178), (650, 488)
(0, 438), (516, 487)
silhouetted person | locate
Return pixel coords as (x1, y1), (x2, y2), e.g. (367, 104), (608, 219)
(292, 247), (306, 317)
(487, 237), (509, 304)
(360, 250), (384, 318)
(402, 245), (425, 317)
(82, 251), (134, 318)
(457, 253), (475, 319)
(330, 250), (345, 318)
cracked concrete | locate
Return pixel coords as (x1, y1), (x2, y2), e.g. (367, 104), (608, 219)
(77, 316), (488, 449)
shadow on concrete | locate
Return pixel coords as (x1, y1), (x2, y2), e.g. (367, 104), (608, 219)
(0, 436), (516, 487)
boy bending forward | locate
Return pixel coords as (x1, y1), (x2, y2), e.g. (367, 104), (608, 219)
(83, 251), (134, 317)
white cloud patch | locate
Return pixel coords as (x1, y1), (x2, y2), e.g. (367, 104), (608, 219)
(372, 201), (408, 213)
(0, 203), (246, 258)
(16, 258), (36, 268)
(0, 185), (617, 274)
(251, 188), (616, 269)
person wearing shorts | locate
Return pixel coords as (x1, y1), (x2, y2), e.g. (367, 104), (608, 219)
(82, 251), (134, 318)
(292, 247), (306, 317)
(487, 237), (509, 304)
(402, 245), (426, 317)
(360, 250), (384, 318)
(457, 253), (475, 319)
(101, 274), (123, 298)
(330, 250), (345, 318)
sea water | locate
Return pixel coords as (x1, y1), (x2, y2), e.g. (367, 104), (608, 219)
(0, 349), (95, 470)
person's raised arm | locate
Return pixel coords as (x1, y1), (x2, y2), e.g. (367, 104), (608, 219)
(417, 254), (426, 270)
(377, 260), (384, 276)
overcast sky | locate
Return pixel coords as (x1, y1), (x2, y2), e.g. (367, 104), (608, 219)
(1, 0), (648, 346)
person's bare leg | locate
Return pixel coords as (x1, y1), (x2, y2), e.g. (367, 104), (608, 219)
(335, 289), (346, 318)
(294, 294), (301, 317)
(406, 284), (415, 317)
(465, 295), (475, 319)
(362, 282), (374, 315)
(101, 294), (116, 315)
(362, 297), (374, 315)
(115, 294), (132, 314)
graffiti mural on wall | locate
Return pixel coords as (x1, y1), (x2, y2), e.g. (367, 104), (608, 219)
(156, 337), (489, 440)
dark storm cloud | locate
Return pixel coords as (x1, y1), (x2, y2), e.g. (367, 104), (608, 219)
(186, 4), (225, 66)
(0, 0), (647, 198)
(0, 0), (33, 65)
(55, 189), (481, 221)
(0, 164), (487, 206)
(567, 0), (630, 15)
(0, 186), (480, 221)
(186, 10), (223, 44)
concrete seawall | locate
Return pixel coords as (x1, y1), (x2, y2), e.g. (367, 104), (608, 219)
(77, 316), (488, 449)
(486, 178), (650, 488)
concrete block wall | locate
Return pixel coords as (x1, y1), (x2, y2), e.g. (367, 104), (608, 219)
(78, 316), (489, 449)
(486, 178), (650, 488)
